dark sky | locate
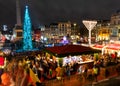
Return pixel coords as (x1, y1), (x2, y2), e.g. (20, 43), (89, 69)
(0, 0), (120, 27)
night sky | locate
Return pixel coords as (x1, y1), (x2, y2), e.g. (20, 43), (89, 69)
(0, 0), (120, 27)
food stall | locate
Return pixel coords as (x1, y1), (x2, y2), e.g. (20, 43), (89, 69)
(44, 45), (99, 65)
(92, 43), (120, 56)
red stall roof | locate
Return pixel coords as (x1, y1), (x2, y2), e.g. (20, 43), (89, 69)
(93, 43), (120, 50)
(93, 44), (104, 49)
(106, 44), (120, 50)
(45, 45), (100, 57)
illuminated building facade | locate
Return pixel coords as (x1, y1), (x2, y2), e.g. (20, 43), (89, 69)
(41, 21), (80, 44)
(110, 10), (120, 41)
(33, 29), (41, 42)
(49, 21), (71, 37)
(97, 27), (110, 41)
(96, 10), (120, 42)
(45, 21), (72, 43)
(96, 20), (111, 42)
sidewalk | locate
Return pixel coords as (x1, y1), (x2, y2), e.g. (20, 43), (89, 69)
(86, 73), (119, 86)
(43, 72), (119, 86)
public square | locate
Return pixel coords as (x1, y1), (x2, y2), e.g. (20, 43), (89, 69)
(0, 0), (120, 86)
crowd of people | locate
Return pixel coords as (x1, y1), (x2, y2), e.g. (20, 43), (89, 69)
(0, 52), (81, 86)
(0, 51), (120, 86)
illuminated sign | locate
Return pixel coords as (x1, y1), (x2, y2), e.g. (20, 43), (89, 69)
(0, 57), (4, 66)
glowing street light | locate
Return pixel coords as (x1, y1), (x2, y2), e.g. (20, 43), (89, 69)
(82, 20), (97, 46)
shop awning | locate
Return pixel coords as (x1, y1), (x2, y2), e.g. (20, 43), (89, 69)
(93, 44), (104, 48)
(106, 44), (120, 50)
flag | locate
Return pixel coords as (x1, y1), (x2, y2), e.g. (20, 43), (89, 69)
(29, 68), (40, 83)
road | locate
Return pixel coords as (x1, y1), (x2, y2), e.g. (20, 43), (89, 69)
(85, 76), (120, 86)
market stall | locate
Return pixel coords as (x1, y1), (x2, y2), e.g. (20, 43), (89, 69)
(93, 43), (120, 56)
(43, 45), (99, 74)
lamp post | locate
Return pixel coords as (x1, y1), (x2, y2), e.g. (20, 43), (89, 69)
(82, 20), (97, 46)
(73, 23), (77, 42)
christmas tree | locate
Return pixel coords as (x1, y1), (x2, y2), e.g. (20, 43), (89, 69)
(23, 6), (33, 51)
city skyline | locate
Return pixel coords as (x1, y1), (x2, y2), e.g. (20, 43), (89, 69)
(0, 0), (120, 27)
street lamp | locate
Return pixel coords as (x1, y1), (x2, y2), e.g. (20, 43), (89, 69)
(82, 20), (97, 46)
(73, 23), (77, 35)
(73, 23), (77, 43)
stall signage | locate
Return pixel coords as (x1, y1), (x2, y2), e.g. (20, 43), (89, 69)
(0, 57), (4, 65)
